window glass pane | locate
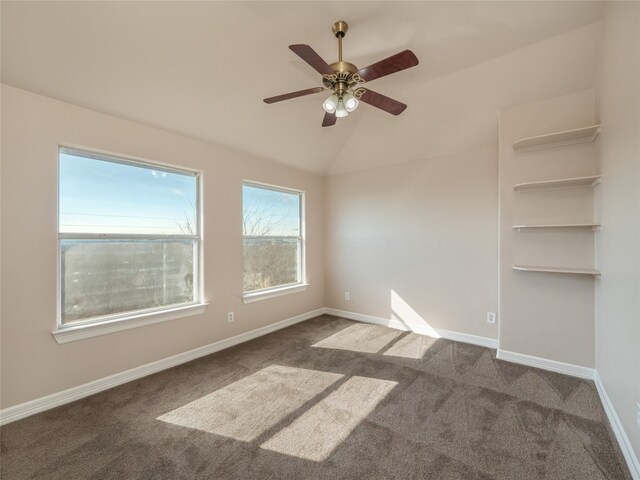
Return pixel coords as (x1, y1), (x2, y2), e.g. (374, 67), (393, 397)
(61, 239), (195, 323)
(242, 184), (300, 237)
(59, 151), (197, 235)
(243, 237), (298, 292)
(242, 183), (302, 293)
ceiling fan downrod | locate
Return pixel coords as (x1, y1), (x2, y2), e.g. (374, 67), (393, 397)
(322, 21), (363, 117)
(332, 20), (348, 63)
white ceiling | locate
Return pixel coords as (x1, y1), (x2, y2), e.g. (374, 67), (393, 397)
(1, 1), (603, 175)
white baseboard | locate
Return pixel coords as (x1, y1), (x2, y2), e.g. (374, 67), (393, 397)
(0, 308), (325, 426)
(464, 347), (639, 478)
(325, 308), (499, 349)
(2, 306), (637, 480)
(0, 306), (499, 426)
(496, 349), (595, 380)
(593, 371), (640, 480)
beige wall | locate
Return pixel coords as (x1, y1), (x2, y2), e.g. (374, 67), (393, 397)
(322, 22), (603, 342)
(325, 148), (499, 339)
(0, 85), (325, 409)
(330, 21), (601, 175)
(595, 1), (640, 459)
(498, 89), (598, 367)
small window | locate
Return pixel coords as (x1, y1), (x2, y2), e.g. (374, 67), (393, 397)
(242, 182), (304, 293)
(58, 148), (200, 326)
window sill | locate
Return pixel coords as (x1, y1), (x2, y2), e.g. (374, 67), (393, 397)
(241, 283), (308, 304)
(52, 303), (208, 344)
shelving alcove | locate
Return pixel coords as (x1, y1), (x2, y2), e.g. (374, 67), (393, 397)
(511, 125), (602, 278)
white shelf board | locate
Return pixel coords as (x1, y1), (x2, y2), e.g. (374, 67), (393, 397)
(513, 223), (600, 231)
(513, 264), (601, 277)
(513, 124), (601, 152)
(514, 175), (602, 192)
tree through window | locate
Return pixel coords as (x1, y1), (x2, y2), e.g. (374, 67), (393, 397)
(242, 183), (303, 293)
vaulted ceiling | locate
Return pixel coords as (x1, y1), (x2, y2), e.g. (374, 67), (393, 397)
(1, 1), (603, 174)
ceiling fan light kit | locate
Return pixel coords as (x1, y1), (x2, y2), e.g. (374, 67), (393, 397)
(323, 93), (339, 113)
(263, 20), (419, 127)
(342, 92), (359, 112)
(335, 99), (349, 118)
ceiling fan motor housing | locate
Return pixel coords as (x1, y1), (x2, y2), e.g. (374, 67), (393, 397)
(329, 61), (358, 75)
(327, 62), (360, 95)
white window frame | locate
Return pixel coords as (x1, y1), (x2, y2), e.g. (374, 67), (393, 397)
(241, 181), (307, 304)
(53, 147), (206, 344)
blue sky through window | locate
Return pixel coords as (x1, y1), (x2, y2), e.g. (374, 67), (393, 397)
(243, 184), (301, 237)
(59, 151), (197, 235)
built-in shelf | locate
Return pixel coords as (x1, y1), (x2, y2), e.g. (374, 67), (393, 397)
(513, 264), (601, 277)
(513, 124), (601, 152)
(514, 175), (602, 192)
(513, 223), (601, 231)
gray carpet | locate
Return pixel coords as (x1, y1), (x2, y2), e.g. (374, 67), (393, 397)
(0, 315), (631, 479)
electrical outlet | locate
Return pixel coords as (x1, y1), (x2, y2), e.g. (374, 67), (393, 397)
(487, 312), (496, 324)
(345, 292), (350, 301)
(227, 312), (234, 323)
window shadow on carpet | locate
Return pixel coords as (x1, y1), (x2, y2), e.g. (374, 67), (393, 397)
(0, 315), (631, 480)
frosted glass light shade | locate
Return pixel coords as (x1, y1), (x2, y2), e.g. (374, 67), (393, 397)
(323, 94), (339, 113)
(343, 92), (359, 112)
(335, 99), (349, 118)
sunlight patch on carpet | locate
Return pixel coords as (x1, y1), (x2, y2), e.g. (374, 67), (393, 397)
(312, 323), (403, 353)
(382, 332), (437, 359)
(157, 365), (342, 441)
(260, 375), (398, 461)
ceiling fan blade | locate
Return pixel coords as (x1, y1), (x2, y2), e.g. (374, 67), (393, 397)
(322, 111), (337, 127)
(359, 89), (407, 115)
(289, 44), (335, 76)
(263, 87), (325, 104)
(356, 50), (419, 82)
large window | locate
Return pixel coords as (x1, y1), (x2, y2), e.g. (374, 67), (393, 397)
(242, 182), (304, 294)
(58, 148), (200, 327)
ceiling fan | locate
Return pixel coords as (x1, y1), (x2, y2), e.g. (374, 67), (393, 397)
(263, 20), (419, 127)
